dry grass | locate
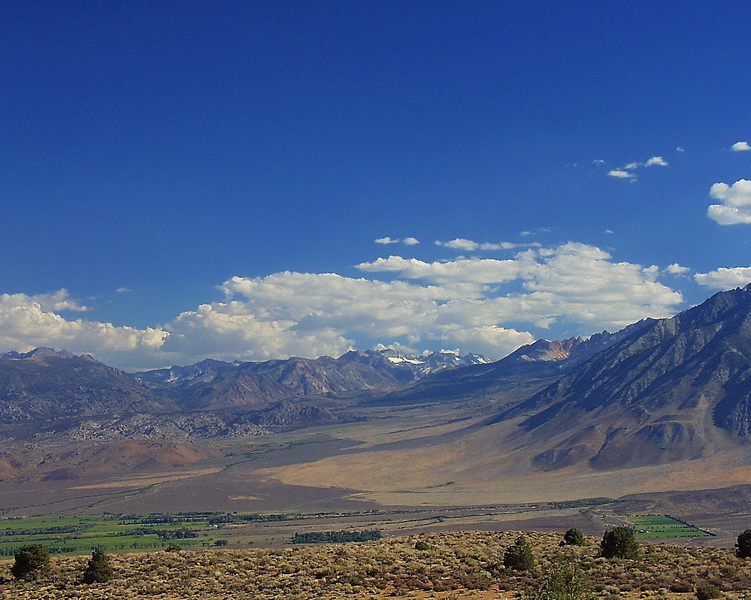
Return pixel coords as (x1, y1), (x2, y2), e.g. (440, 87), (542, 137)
(1, 530), (750, 600)
(0, 532), (751, 600)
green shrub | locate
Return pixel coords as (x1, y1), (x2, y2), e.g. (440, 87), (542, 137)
(82, 547), (115, 584)
(561, 528), (587, 546)
(524, 561), (594, 600)
(414, 540), (431, 551)
(503, 535), (535, 571)
(696, 583), (723, 600)
(736, 529), (751, 558)
(599, 527), (638, 559)
(11, 544), (52, 581)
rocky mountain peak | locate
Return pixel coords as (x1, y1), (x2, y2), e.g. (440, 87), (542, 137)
(2, 347), (79, 360)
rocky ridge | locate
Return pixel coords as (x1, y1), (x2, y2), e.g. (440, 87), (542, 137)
(0, 347), (484, 441)
(497, 283), (751, 470)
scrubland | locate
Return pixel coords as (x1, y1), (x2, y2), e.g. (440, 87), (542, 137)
(2, 530), (751, 600)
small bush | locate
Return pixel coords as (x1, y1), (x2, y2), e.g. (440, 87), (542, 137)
(414, 540), (431, 551)
(524, 561), (595, 600)
(458, 570), (492, 590)
(696, 583), (723, 600)
(736, 529), (751, 558)
(11, 544), (52, 581)
(82, 547), (115, 584)
(503, 535), (535, 571)
(561, 528), (587, 546)
(600, 527), (638, 559)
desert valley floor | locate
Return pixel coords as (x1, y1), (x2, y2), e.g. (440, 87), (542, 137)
(3, 402), (751, 550)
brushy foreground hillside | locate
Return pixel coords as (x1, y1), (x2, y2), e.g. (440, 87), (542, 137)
(1, 530), (751, 599)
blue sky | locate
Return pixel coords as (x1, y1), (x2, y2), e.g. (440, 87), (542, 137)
(2, 1), (750, 370)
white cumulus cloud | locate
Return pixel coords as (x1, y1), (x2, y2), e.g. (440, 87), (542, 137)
(29, 289), (90, 312)
(436, 238), (496, 251)
(645, 156), (668, 167)
(150, 242), (685, 364)
(357, 255), (528, 285)
(0, 243), (689, 368)
(665, 263), (691, 276)
(0, 291), (167, 368)
(731, 141), (751, 152)
(160, 272), (534, 361)
(608, 169), (636, 179)
(375, 236), (420, 245)
(358, 243), (683, 332)
(695, 267), (751, 290)
(707, 179), (751, 225)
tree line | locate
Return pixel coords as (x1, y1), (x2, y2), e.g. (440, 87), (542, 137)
(291, 529), (383, 544)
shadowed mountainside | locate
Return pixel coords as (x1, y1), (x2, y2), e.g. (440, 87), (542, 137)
(494, 283), (751, 470)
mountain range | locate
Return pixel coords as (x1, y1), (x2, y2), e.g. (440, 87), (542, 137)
(2, 284), (751, 496)
(0, 347), (489, 441)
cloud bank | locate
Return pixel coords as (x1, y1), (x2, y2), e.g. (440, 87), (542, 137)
(0, 243), (688, 370)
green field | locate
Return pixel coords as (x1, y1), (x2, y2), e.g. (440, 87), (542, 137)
(0, 512), (298, 557)
(627, 514), (712, 539)
(1, 509), (715, 558)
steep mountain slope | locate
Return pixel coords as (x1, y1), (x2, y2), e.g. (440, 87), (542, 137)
(498, 284), (751, 470)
